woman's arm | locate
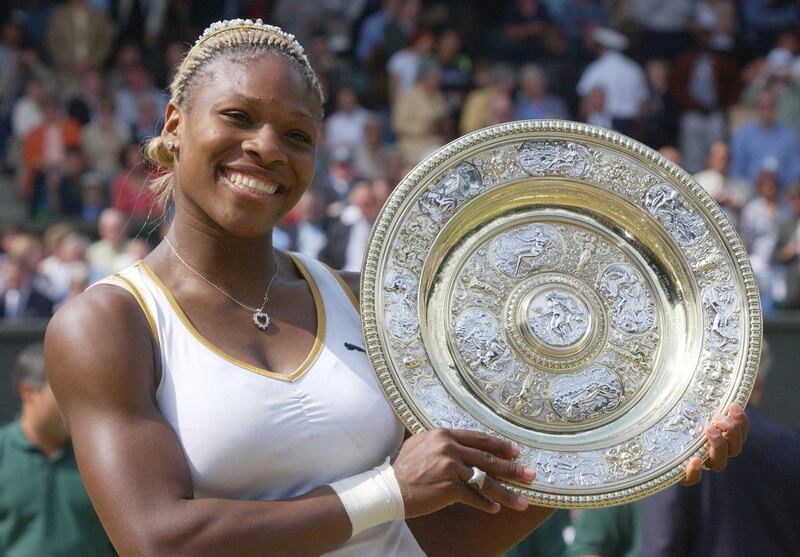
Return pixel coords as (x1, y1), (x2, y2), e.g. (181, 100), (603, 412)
(47, 285), (534, 557)
(46, 286), (352, 557)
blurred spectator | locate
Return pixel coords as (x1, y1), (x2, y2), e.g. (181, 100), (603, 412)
(131, 94), (162, 144)
(326, 145), (358, 206)
(325, 86), (370, 153)
(0, 19), (24, 160)
(82, 97), (132, 180)
(320, 180), (380, 271)
(86, 207), (130, 277)
(435, 28), (472, 112)
(580, 87), (612, 129)
(80, 172), (108, 222)
(630, 0), (693, 61)
(743, 47), (800, 141)
(21, 97), (82, 199)
(498, 0), (555, 64)
(110, 143), (161, 220)
(513, 63), (569, 121)
(740, 0), (800, 60)
(277, 191), (328, 259)
(0, 253), (53, 321)
(639, 59), (678, 149)
(576, 27), (647, 136)
(114, 63), (167, 130)
(0, 343), (116, 555)
(460, 63), (516, 134)
(695, 0), (737, 52)
(740, 169), (784, 312)
(555, 0), (608, 47)
(356, 0), (401, 65)
(112, 0), (169, 51)
(14, 0), (53, 52)
(45, 0), (113, 89)
(29, 146), (86, 220)
(672, 26), (741, 173)
(730, 90), (800, 188)
(383, 0), (422, 59)
(658, 145), (683, 167)
(569, 503), (640, 556)
(772, 185), (800, 310)
(39, 230), (90, 303)
(353, 112), (392, 181)
(10, 80), (45, 147)
(694, 141), (750, 227)
(66, 69), (105, 125)
(387, 27), (435, 104)
(641, 342), (800, 557)
(393, 62), (449, 165)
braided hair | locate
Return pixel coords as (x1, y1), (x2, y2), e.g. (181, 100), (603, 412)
(144, 19), (324, 207)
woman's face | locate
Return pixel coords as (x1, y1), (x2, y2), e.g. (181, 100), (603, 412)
(166, 54), (319, 238)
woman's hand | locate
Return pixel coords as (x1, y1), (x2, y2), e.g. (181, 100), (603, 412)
(682, 402), (749, 486)
(392, 428), (535, 518)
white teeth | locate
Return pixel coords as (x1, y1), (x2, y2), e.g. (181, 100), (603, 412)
(224, 170), (279, 195)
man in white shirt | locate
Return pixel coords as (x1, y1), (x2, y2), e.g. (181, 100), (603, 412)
(576, 27), (648, 137)
(324, 86), (370, 153)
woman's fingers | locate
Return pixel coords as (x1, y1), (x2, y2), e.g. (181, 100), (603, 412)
(456, 465), (529, 512)
(681, 456), (702, 486)
(711, 414), (744, 457)
(704, 424), (729, 472)
(458, 446), (535, 484)
(448, 429), (519, 460)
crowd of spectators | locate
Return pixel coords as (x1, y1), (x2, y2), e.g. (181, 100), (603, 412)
(2, 0), (800, 322)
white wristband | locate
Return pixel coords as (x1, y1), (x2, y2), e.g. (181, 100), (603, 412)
(329, 459), (405, 538)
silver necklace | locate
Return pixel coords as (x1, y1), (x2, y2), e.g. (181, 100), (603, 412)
(163, 236), (279, 331)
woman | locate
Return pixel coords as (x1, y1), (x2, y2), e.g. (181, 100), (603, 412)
(44, 20), (747, 557)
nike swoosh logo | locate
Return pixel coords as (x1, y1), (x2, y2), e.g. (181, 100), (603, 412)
(344, 342), (366, 353)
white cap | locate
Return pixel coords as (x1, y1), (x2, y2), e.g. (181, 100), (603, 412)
(766, 48), (793, 76)
(591, 27), (629, 51)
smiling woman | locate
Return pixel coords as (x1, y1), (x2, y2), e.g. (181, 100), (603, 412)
(42, 19), (748, 557)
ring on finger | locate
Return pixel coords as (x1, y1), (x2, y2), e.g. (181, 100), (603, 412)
(466, 466), (487, 491)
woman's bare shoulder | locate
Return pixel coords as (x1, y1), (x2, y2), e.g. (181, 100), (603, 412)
(44, 284), (159, 413)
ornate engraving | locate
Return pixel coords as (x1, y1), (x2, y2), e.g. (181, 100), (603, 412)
(587, 149), (659, 200)
(703, 284), (740, 353)
(490, 224), (563, 277)
(415, 380), (481, 430)
(550, 367), (624, 422)
(454, 309), (511, 377)
(599, 264), (656, 334)
(517, 141), (592, 177)
(384, 268), (419, 340)
(692, 359), (735, 409)
(573, 230), (613, 275)
(527, 289), (590, 347)
(644, 400), (706, 461)
(497, 366), (549, 419)
(605, 440), (656, 479)
(471, 143), (526, 186)
(418, 163), (482, 223)
(533, 451), (606, 487)
(644, 184), (707, 247)
(390, 214), (438, 273)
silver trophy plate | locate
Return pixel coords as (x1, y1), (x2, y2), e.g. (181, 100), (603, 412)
(360, 121), (761, 507)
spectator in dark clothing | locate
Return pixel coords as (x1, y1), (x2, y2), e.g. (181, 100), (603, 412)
(641, 343), (800, 557)
(0, 256), (52, 320)
(29, 147), (85, 220)
(497, 0), (554, 64)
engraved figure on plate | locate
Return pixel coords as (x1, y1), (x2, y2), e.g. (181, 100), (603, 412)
(550, 367), (624, 422)
(643, 184), (707, 246)
(527, 290), (590, 347)
(599, 264), (656, 334)
(516, 141), (593, 177)
(702, 284), (740, 352)
(454, 308), (511, 377)
(533, 451), (605, 487)
(384, 268), (419, 340)
(643, 400), (706, 461)
(418, 162), (482, 223)
(490, 224), (563, 277)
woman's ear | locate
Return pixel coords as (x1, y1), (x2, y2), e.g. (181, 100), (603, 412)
(162, 101), (182, 145)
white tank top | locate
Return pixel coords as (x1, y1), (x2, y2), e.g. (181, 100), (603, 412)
(103, 253), (425, 556)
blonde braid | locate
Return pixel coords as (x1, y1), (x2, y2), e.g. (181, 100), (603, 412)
(144, 19), (325, 208)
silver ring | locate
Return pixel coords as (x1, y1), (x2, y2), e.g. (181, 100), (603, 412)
(466, 466), (487, 490)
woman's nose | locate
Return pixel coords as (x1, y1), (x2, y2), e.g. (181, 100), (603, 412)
(243, 125), (288, 166)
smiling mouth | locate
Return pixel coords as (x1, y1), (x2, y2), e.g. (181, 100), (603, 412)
(221, 168), (284, 196)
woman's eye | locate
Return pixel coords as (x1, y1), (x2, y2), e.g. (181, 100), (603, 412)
(224, 112), (251, 124)
(288, 130), (312, 144)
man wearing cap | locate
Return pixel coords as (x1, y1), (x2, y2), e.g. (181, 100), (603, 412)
(743, 47), (800, 140)
(576, 27), (648, 137)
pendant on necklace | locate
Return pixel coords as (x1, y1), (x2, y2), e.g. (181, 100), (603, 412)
(253, 310), (271, 331)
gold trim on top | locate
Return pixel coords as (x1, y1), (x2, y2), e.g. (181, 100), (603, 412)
(136, 254), (325, 383)
(113, 274), (162, 353)
(321, 262), (360, 312)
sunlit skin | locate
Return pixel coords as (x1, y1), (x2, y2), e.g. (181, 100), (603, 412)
(44, 53), (747, 557)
